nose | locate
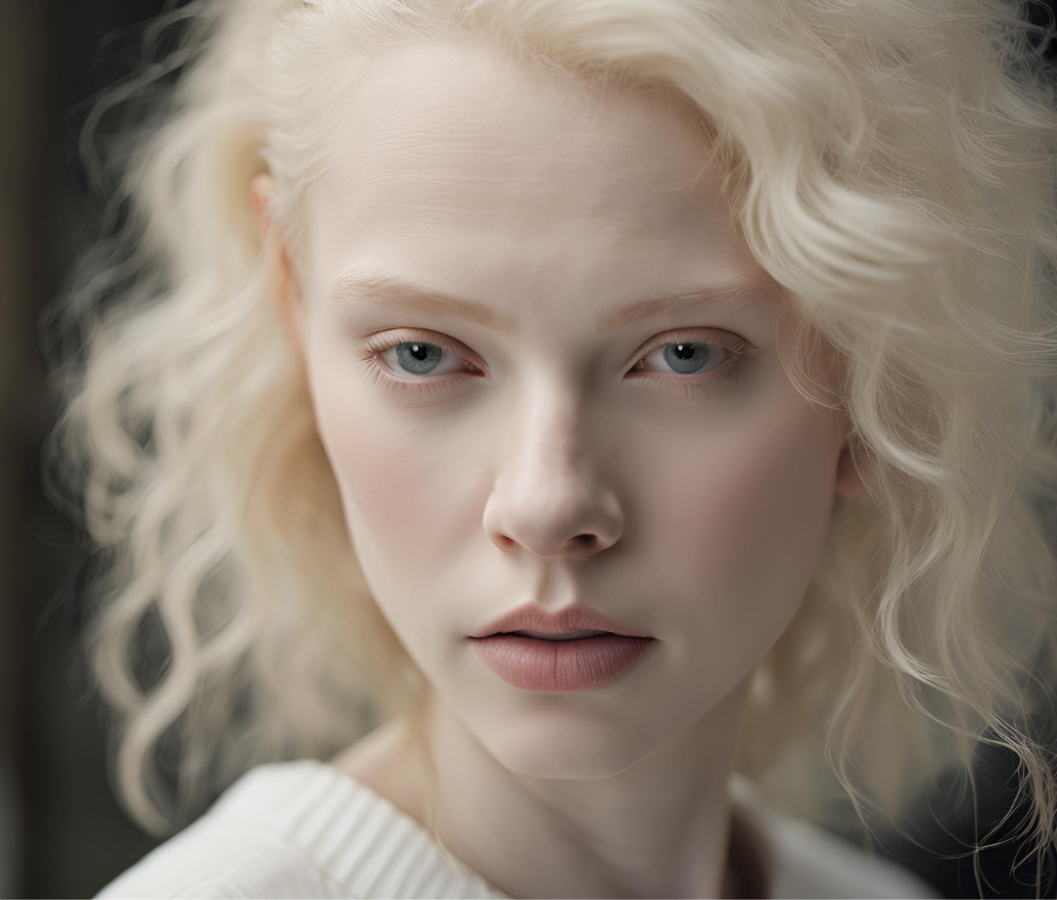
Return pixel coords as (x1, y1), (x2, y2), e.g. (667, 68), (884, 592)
(482, 395), (624, 560)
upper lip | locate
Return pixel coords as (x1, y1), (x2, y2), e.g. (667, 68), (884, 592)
(469, 603), (653, 639)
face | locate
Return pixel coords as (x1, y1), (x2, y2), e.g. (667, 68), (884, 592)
(278, 40), (855, 776)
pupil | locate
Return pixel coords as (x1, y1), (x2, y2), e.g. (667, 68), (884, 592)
(410, 344), (428, 361)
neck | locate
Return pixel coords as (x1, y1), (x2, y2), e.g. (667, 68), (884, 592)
(407, 686), (771, 899)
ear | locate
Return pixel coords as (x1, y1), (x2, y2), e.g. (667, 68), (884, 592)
(250, 172), (305, 358)
(835, 432), (871, 498)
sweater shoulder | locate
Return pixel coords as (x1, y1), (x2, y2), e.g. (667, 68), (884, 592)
(730, 776), (943, 900)
(93, 760), (507, 900)
(94, 816), (356, 899)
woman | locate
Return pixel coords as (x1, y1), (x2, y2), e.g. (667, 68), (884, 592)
(41, 0), (1057, 896)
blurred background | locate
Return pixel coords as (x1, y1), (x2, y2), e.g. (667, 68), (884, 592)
(5, 1), (1057, 897)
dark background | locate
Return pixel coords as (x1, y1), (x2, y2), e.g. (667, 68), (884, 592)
(5, 1), (1057, 897)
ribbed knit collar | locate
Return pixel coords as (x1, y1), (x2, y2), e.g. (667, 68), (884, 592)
(204, 758), (779, 899)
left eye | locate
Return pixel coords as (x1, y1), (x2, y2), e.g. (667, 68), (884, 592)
(633, 339), (727, 377)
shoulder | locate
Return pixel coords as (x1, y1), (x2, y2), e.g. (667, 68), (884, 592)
(769, 816), (943, 899)
(93, 758), (501, 900)
(94, 762), (368, 900)
(730, 776), (942, 900)
(93, 810), (355, 899)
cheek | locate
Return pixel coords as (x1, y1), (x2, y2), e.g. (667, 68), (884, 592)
(649, 391), (840, 639)
(303, 346), (462, 592)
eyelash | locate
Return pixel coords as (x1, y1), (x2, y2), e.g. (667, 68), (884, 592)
(357, 327), (759, 400)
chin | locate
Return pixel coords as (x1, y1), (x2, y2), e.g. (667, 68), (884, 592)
(467, 708), (662, 778)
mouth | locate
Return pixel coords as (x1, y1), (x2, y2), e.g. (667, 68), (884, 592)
(470, 604), (653, 640)
(489, 629), (615, 641)
(471, 629), (657, 691)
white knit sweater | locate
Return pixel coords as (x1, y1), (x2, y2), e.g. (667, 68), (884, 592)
(95, 760), (943, 899)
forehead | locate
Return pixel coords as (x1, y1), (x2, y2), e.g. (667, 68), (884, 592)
(301, 40), (777, 321)
(308, 40), (735, 238)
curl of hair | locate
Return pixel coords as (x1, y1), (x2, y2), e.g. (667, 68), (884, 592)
(39, 0), (1057, 895)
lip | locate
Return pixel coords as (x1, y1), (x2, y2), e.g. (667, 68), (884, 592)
(470, 633), (657, 692)
(468, 603), (652, 639)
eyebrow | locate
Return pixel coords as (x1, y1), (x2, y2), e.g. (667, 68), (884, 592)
(327, 271), (777, 334)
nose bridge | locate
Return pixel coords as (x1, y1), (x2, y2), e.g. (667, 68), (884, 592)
(515, 389), (585, 501)
(483, 380), (623, 558)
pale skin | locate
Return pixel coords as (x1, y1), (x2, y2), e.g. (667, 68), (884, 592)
(251, 39), (868, 900)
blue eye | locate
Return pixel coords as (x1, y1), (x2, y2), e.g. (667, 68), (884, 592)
(395, 341), (444, 375)
(658, 342), (714, 375)
(358, 327), (757, 401)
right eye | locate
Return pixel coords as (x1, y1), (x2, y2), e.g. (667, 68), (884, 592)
(358, 329), (484, 395)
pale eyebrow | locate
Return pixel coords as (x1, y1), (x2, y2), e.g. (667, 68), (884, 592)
(327, 271), (777, 335)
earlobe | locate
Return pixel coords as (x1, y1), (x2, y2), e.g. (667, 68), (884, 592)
(250, 172), (273, 241)
(835, 435), (871, 498)
(250, 173), (305, 358)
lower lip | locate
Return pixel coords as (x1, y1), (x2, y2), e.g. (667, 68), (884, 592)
(469, 633), (657, 692)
